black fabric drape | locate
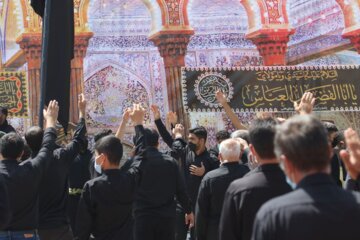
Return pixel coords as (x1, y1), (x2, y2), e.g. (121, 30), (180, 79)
(32, 0), (74, 131)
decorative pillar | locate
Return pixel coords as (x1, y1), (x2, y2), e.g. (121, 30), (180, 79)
(247, 29), (295, 66)
(336, 0), (360, 53)
(150, 32), (193, 127)
(69, 32), (93, 123)
(240, 0), (294, 66)
(17, 33), (42, 125)
(150, 31), (194, 127)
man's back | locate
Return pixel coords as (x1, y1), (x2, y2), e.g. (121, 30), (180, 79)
(219, 164), (291, 240)
(76, 167), (138, 240)
(134, 147), (191, 217)
(0, 128), (56, 230)
(196, 162), (249, 240)
(253, 173), (360, 240)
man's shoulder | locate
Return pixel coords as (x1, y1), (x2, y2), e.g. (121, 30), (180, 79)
(226, 169), (266, 192)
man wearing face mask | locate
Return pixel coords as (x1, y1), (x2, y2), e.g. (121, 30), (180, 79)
(75, 104), (146, 240)
(252, 115), (360, 240)
(219, 118), (291, 240)
(171, 124), (217, 240)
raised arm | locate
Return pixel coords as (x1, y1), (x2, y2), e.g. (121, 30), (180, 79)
(27, 100), (59, 170)
(115, 108), (131, 141)
(56, 94), (88, 166)
(152, 105), (174, 148)
(216, 91), (247, 130)
(340, 128), (360, 180)
(130, 104), (147, 155)
(294, 92), (315, 115)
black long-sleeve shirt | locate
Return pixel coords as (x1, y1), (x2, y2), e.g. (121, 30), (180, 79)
(196, 162), (249, 240)
(0, 174), (10, 229)
(134, 146), (192, 218)
(154, 119), (216, 208)
(0, 120), (16, 133)
(0, 128), (57, 230)
(219, 164), (291, 240)
(75, 125), (145, 240)
(38, 118), (87, 229)
(252, 173), (360, 240)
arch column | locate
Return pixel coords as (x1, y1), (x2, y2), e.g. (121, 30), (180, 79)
(70, 32), (93, 123)
(336, 0), (360, 53)
(240, 0), (294, 66)
(17, 33), (42, 125)
(150, 30), (194, 126)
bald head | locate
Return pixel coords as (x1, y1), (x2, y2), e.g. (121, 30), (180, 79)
(219, 139), (242, 163)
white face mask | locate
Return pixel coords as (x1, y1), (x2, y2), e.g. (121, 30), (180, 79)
(280, 160), (297, 190)
(94, 155), (103, 174)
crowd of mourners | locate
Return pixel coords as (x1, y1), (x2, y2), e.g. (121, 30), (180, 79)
(1, 91), (360, 240)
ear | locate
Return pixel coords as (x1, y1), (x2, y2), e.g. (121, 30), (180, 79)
(249, 144), (256, 156)
(283, 155), (294, 176)
(218, 153), (224, 162)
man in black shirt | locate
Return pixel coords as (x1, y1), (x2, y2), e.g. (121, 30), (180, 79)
(196, 139), (249, 240)
(252, 115), (360, 240)
(75, 104), (145, 240)
(219, 118), (291, 240)
(151, 105), (217, 240)
(209, 130), (230, 159)
(24, 94), (87, 240)
(0, 100), (59, 239)
(67, 139), (92, 232)
(0, 174), (10, 229)
(133, 117), (193, 240)
(0, 107), (16, 134)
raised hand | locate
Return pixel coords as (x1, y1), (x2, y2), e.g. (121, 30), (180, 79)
(130, 104), (146, 126)
(122, 108), (132, 123)
(43, 100), (59, 128)
(78, 93), (87, 119)
(172, 123), (184, 138)
(340, 128), (360, 180)
(294, 92), (315, 115)
(151, 105), (161, 120)
(215, 90), (227, 105)
(167, 111), (178, 125)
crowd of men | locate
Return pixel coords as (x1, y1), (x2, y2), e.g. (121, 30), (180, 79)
(1, 91), (360, 240)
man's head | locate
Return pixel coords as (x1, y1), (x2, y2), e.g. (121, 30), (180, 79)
(231, 130), (250, 145)
(0, 132), (24, 160)
(94, 135), (123, 170)
(25, 126), (44, 153)
(248, 117), (277, 161)
(94, 129), (113, 143)
(333, 131), (346, 150)
(188, 126), (207, 152)
(219, 138), (242, 163)
(215, 130), (230, 144)
(0, 107), (8, 125)
(275, 115), (332, 183)
(322, 121), (338, 147)
(144, 128), (160, 148)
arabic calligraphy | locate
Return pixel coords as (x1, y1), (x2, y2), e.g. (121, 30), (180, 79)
(255, 69), (338, 82)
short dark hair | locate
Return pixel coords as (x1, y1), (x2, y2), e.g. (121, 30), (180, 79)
(249, 118), (277, 159)
(95, 135), (123, 165)
(216, 130), (230, 142)
(189, 126), (207, 142)
(231, 130), (250, 144)
(322, 121), (338, 135)
(0, 132), (24, 159)
(144, 128), (159, 147)
(275, 115), (331, 171)
(94, 129), (113, 143)
(25, 126), (44, 153)
(333, 131), (345, 148)
(0, 107), (8, 115)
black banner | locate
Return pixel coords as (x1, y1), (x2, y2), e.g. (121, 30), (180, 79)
(182, 66), (360, 112)
(0, 72), (28, 117)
